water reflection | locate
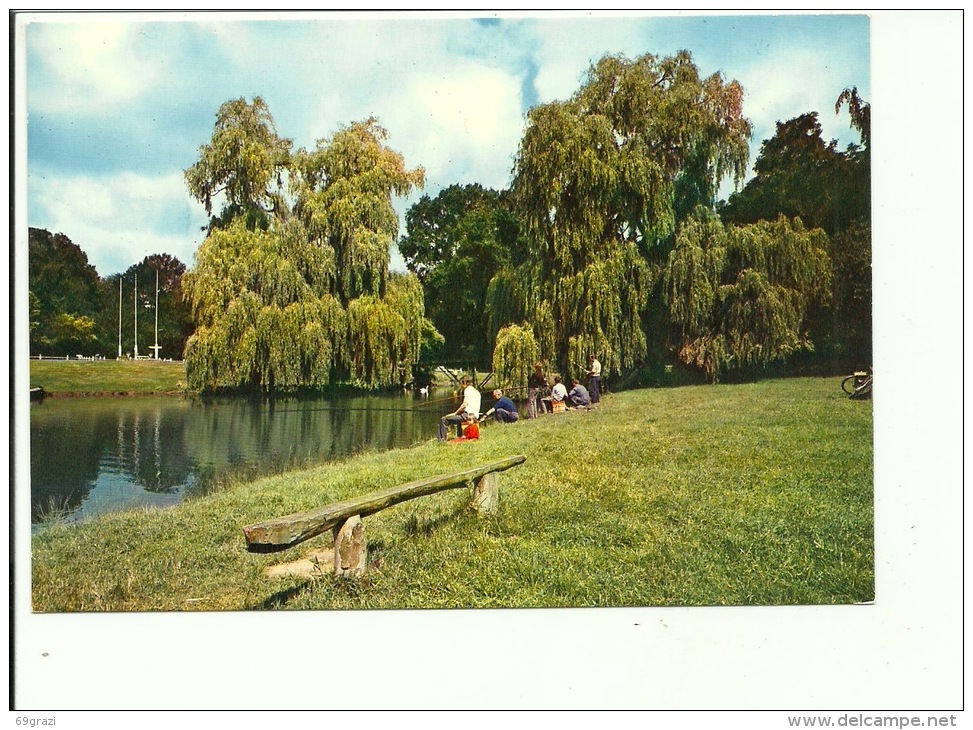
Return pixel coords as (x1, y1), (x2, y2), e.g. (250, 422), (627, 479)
(29, 393), (446, 525)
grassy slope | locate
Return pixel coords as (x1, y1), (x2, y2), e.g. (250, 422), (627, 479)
(30, 377), (874, 611)
(29, 359), (188, 395)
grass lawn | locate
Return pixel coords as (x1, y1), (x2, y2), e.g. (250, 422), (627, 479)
(29, 358), (188, 395)
(30, 376), (873, 611)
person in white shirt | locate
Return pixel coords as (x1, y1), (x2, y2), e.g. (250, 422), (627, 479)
(550, 375), (568, 403)
(438, 376), (482, 441)
(587, 354), (602, 404)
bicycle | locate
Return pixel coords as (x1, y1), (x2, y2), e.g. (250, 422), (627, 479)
(841, 369), (873, 400)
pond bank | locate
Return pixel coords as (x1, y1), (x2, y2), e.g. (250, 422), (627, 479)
(30, 377), (875, 611)
(29, 358), (190, 397)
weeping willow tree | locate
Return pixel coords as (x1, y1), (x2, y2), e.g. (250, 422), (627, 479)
(184, 96), (292, 231)
(293, 117), (425, 306)
(492, 323), (539, 392)
(183, 99), (432, 393)
(182, 217), (347, 391)
(665, 209), (832, 381)
(489, 51), (752, 378)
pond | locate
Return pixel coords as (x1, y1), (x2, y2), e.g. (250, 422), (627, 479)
(28, 391), (451, 527)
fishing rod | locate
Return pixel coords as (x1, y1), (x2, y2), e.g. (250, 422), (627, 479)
(240, 404), (451, 415)
(227, 382), (549, 416)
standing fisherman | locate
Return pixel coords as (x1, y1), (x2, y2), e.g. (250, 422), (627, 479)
(587, 354), (602, 405)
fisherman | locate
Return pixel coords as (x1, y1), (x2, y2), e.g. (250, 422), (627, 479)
(549, 375), (568, 413)
(438, 376), (481, 442)
(481, 389), (520, 424)
(567, 378), (590, 408)
(527, 362), (548, 419)
(587, 354), (602, 405)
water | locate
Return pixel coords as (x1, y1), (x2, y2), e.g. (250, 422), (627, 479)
(28, 391), (450, 526)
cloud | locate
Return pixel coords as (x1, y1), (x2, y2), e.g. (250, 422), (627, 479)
(742, 48), (847, 144)
(27, 21), (161, 115)
(29, 170), (208, 275)
(277, 19), (530, 219)
(23, 13), (872, 276)
(526, 16), (665, 103)
(384, 63), (525, 190)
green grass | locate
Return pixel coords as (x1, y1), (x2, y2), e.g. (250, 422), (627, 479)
(30, 377), (874, 611)
(29, 358), (188, 395)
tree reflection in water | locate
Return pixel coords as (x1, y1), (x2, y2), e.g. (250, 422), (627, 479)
(29, 392), (443, 525)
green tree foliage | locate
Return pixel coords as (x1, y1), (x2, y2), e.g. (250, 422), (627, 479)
(28, 227), (193, 359)
(183, 218), (345, 391)
(665, 210), (831, 381)
(51, 313), (98, 353)
(399, 184), (526, 364)
(28, 228), (104, 356)
(293, 117), (425, 306)
(491, 323), (539, 392)
(184, 96), (293, 231)
(491, 51), (752, 376)
(719, 90), (871, 368)
(183, 100), (432, 393)
(836, 86), (870, 150)
(828, 221), (872, 367)
(718, 112), (864, 234)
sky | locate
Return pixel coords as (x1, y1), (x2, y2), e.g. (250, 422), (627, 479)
(19, 10), (872, 277)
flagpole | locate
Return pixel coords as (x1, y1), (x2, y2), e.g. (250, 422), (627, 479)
(117, 276), (122, 359)
(153, 269), (160, 360)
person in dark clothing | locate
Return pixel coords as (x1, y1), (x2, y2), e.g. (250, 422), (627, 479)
(481, 389), (520, 423)
(527, 362), (548, 419)
(568, 379), (590, 408)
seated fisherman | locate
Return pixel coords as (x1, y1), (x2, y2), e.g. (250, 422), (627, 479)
(567, 378), (590, 408)
(481, 389), (520, 423)
(549, 375), (569, 412)
(438, 376), (481, 442)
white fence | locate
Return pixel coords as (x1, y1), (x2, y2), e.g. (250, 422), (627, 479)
(30, 355), (183, 363)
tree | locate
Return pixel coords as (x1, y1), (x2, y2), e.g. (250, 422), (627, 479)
(184, 97), (293, 232)
(489, 50), (752, 378)
(399, 184), (526, 365)
(718, 89), (871, 368)
(665, 209), (832, 381)
(827, 221), (872, 368)
(183, 100), (432, 393)
(491, 323), (539, 392)
(28, 228), (104, 355)
(184, 217), (344, 391)
(835, 86), (870, 150)
(292, 117), (425, 306)
(718, 112), (863, 235)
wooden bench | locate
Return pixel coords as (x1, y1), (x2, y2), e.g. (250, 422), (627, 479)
(243, 455), (527, 577)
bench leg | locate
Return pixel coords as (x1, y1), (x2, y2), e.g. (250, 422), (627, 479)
(332, 514), (367, 577)
(471, 472), (499, 516)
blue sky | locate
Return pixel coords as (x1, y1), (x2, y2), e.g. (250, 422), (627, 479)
(21, 11), (873, 276)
